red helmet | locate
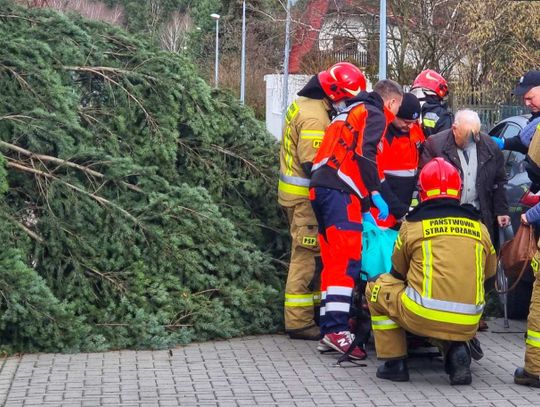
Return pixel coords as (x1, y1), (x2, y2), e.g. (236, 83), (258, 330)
(418, 158), (461, 202)
(318, 62), (367, 102)
(412, 69), (449, 99)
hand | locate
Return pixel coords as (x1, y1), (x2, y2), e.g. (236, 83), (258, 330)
(497, 215), (511, 227)
(491, 136), (504, 150)
(521, 213), (529, 225)
(371, 192), (389, 221)
(362, 212), (377, 226)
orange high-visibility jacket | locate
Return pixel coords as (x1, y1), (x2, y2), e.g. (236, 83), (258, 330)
(311, 93), (395, 199)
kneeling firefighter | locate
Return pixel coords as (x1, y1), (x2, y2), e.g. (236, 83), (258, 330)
(366, 157), (497, 384)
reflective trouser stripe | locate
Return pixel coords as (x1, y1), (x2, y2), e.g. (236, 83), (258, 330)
(278, 180), (309, 197)
(371, 315), (400, 330)
(401, 291), (482, 325)
(422, 240), (433, 298)
(285, 293), (314, 307)
(280, 173), (310, 187)
(327, 286), (353, 296)
(325, 302), (350, 313)
(313, 291), (321, 305)
(527, 329), (540, 348)
(475, 243), (484, 305)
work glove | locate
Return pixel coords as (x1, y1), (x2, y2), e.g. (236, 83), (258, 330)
(371, 192), (389, 221)
(491, 136), (504, 150)
(362, 211), (377, 226)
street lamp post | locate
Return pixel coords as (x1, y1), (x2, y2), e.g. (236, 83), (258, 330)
(378, 0), (387, 80)
(210, 13), (220, 88)
(240, 0), (246, 104)
(281, 0), (291, 125)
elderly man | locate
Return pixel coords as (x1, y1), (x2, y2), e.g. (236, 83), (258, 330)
(420, 109), (510, 242)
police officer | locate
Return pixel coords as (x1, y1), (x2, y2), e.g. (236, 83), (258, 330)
(309, 79), (403, 358)
(278, 62), (366, 340)
(366, 158), (497, 385)
(411, 69), (453, 138)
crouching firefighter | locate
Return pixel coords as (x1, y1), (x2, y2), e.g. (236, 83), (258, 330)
(366, 157), (497, 384)
(310, 79), (403, 359)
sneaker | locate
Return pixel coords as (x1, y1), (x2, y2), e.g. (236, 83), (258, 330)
(322, 331), (367, 360)
(317, 340), (334, 352)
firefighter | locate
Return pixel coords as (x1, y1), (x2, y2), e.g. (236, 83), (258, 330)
(375, 92), (424, 228)
(309, 79), (403, 358)
(366, 157), (497, 384)
(411, 69), (453, 138)
(515, 208), (540, 387)
(279, 62), (366, 340)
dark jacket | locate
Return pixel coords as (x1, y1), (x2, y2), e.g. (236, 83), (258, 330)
(419, 129), (509, 240)
(420, 96), (453, 138)
(502, 111), (540, 154)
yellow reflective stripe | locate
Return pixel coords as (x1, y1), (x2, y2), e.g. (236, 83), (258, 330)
(285, 101), (299, 124)
(283, 126), (294, 176)
(527, 329), (540, 347)
(371, 315), (400, 330)
(475, 243), (484, 305)
(532, 257), (539, 274)
(426, 188), (441, 197)
(313, 291), (321, 305)
(300, 130), (324, 140)
(422, 240), (433, 298)
(278, 180), (309, 197)
(401, 292), (482, 325)
(395, 234), (403, 250)
(423, 118), (436, 128)
(285, 293), (314, 307)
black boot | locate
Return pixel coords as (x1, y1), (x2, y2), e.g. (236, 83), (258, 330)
(514, 367), (540, 387)
(445, 342), (472, 385)
(287, 325), (322, 341)
(376, 359), (409, 382)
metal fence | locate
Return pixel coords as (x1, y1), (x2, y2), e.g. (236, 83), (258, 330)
(455, 104), (529, 130)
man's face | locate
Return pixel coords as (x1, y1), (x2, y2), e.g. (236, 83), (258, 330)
(393, 117), (417, 133)
(385, 95), (403, 116)
(452, 121), (480, 149)
(524, 86), (540, 113)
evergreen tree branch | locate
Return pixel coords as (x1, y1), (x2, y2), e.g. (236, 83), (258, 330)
(61, 65), (158, 131)
(208, 144), (272, 183)
(0, 141), (142, 192)
(62, 65), (157, 82)
(0, 212), (44, 244)
(5, 158), (141, 224)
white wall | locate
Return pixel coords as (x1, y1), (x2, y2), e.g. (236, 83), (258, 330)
(264, 74), (310, 140)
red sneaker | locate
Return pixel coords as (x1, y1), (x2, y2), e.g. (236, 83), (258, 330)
(322, 331), (367, 360)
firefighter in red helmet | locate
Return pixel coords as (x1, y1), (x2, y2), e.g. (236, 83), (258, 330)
(411, 69), (453, 138)
(279, 62), (366, 341)
(366, 157), (497, 385)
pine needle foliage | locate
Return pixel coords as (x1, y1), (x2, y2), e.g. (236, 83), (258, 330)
(0, 1), (286, 353)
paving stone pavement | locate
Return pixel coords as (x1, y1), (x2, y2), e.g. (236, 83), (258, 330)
(0, 319), (537, 407)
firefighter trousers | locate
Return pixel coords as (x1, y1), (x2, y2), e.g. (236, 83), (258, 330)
(283, 200), (321, 334)
(310, 187), (363, 335)
(524, 256), (540, 375)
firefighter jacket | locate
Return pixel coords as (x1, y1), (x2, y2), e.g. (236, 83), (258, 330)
(420, 96), (453, 138)
(310, 92), (395, 204)
(391, 199), (497, 341)
(377, 122), (425, 220)
(278, 96), (332, 207)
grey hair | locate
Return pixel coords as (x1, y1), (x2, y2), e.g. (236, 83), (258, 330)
(454, 109), (481, 127)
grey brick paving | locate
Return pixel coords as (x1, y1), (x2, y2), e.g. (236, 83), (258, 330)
(0, 319), (536, 406)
